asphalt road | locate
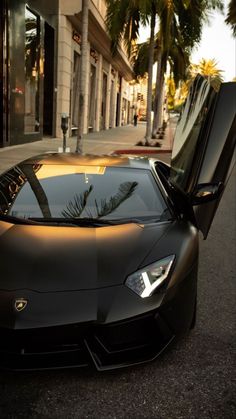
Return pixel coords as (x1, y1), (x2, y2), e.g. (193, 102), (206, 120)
(0, 168), (235, 419)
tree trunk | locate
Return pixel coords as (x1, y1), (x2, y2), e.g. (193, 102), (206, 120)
(75, 0), (89, 153)
(145, 12), (156, 146)
(152, 50), (165, 138)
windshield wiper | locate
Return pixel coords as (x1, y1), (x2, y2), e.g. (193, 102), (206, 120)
(28, 217), (116, 227)
(69, 217), (148, 226)
(29, 217), (144, 227)
(0, 214), (172, 227)
(0, 214), (41, 225)
(30, 216), (173, 226)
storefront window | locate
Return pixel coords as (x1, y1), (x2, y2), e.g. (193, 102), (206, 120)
(24, 7), (40, 133)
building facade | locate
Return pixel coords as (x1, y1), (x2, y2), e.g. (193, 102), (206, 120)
(0, 0), (135, 148)
(57, 0), (134, 138)
(0, 0), (58, 148)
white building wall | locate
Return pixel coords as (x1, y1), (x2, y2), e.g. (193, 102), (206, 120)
(59, 0), (82, 15)
(91, 0), (106, 19)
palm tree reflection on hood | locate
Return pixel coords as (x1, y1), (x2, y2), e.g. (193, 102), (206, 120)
(61, 181), (138, 219)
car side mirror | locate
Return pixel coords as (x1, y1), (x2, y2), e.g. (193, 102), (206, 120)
(191, 182), (224, 205)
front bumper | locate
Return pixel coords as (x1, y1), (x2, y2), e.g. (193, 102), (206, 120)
(0, 311), (174, 371)
(0, 268), (197, 371)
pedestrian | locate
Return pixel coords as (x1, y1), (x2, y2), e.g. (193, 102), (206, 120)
(133, 114), (138, 127)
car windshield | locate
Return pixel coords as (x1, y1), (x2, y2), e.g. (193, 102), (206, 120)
(0, 163), (170, 223)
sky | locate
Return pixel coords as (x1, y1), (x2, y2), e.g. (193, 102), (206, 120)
(139, 0), (236, 82)
(191, 1), (236, 81)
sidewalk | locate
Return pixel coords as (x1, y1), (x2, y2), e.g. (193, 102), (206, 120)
(0, 117), (177, 173)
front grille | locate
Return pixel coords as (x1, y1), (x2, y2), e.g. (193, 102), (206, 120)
(1, 344), (89, 370)
(86, 312), (174, 370)
(0, 312), (174, 371)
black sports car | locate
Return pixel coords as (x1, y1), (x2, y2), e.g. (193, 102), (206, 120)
(0, 76), (235, 371)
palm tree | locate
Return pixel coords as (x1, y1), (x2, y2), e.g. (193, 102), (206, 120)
(190, 58), (224, 89)
(152, 6), (192, 138)
(225, 0), (236, 36)
(166, 76), (176, 110)
(75, 0), (89, 153)
(132, 0), (215, 138)
(152, 0), (224, 137)
(105, 0), (223, 143)
(133, 30), (190, 138)
(105, 0), (158, 145)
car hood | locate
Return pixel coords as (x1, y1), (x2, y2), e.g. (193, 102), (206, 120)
(0, 221), (171, 292)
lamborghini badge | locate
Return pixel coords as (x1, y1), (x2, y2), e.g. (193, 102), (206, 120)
(14, 298), (28, 312)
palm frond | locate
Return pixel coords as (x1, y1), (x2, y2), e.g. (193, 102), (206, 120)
(132, 41), (150, 77)
(225, 0), (236, 36)
(95, 181), (138, 217)
(61, 185), (93, 218)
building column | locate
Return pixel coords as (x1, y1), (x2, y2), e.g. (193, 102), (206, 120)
(95, 53), (102, 132)
(105, 63), (111, 130)
(110, 70), (117, 128)
(118, 77), (123, 127)
(113, 72), (118, 128)
(82, 40), (90, 134)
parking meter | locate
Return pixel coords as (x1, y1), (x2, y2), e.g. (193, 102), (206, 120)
(61, 114), (69, 152)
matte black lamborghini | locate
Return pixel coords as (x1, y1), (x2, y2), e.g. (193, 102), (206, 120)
(0, 76), (235, 371)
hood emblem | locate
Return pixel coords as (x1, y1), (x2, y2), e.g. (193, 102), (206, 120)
(14, 298), (28, 312)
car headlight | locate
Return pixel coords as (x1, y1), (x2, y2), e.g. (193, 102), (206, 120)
(125, 255), (175, 298)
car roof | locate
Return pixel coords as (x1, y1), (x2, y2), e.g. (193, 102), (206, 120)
(20, 152), (154, 170)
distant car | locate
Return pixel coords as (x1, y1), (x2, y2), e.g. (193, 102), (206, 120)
(0, 76), (235, 371)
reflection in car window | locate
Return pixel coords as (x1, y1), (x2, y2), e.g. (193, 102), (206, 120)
(170, 76), (217, 193)
(0, 165), (168, 222)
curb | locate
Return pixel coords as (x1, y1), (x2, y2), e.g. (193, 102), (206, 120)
(112, 148), (172, 155)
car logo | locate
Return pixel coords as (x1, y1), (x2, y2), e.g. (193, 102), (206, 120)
(14, 298), (28, 312)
